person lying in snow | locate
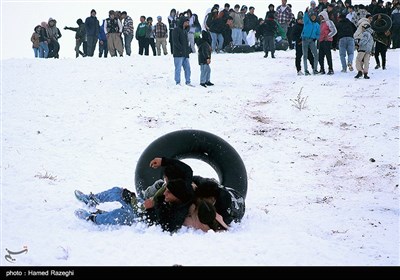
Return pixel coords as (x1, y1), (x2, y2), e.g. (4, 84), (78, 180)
(74, 157), (230, 233)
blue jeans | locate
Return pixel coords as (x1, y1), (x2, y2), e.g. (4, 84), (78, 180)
(91, 187), (138, 225)
(124, 33), (133, 56)
(39, 42), (49, 58)
(200, 64), (211, 83)
(210, 32), (224, 52)
(174, 57), (191, 84)
(302, 38), (318, 72)
(33, 48), (40, 58)
(339, 37), (355, 70)
(232, 28), (242, 45)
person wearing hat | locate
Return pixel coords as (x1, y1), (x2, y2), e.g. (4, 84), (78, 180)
(31, 25), (41, 57)
(84, 9), (100, 57)
(195, 30), (214, 87)
(47, 17), (62, 58)
(155, 15), (169, 55)
(172, 16), (194, 86)
(354, 23), (374, 79)
(64, 18), (87, 58)
(105, 10), (124, 57)
(74, 157), (194, 233)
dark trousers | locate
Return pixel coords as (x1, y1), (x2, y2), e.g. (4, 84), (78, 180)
(138, 36), (149, 55)
(169, 29), (174, 55)
(48, 40), (60, 58)
(318, 41), (333, 71)
(99, 40), (108, 58)
(148, 38), (156, 56)
(374, 41), (388, 67)
(392, 26), (400, 48)
(86, 35), (98, 57)
(295, 43), (314, 71)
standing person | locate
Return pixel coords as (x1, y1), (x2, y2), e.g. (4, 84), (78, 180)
(373, 28), (391, 69)
(391, 2), (400, 48)
(98, 19), (108, 58)
(155, 16), (168, 55)
(195, 30), (214, 88)
(64, 18), (87, 58)
(46, 18), (62, 58)
(243, 6), (258, 34)
(292, 12), (315, 75)
(31, 25), (41, 58)
(146, 17), (157, 56)
(168, 8), (178, 54)
(187, 9), (201, 53)
(318, 10), (337, 74)
(260, 12), (278, 58)
(85, 9), (100, 57)
(301, 9), (320, 75)
(275, 0), (293, 35)
(136, 15), (148, 55)
(230, 4), (244, 46)
(173, 17), (193, 86)
(104, 10), (124, 57)
(354, 23), (374, 79)
(39, 22), (49, 58)
(120, 11), (134, 56)
(336, 14), (356, 72)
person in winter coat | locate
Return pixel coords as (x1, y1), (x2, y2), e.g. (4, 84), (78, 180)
(136, 15), (149, 55)
(195, 30), (213, 87)
(75, 157), (195, 233)
(354, 23), (375, 79)
(301, 8), (320, 75)
(155, 16), (168, 55)
(120, 11), (134, 56)
(336, 14), (356, 72)
(318, 10), (337, 74)
(292, 13), (315, 75)
(31, 25), (41, 57)
(373, 27), (391, 69)
(64, 18), (87, 58)
(391, 2), (400, 49)
(39, 22), (49, 58)
(46, 18), (62, 58)
(84, 9), (100, 57)
(104, 10), (123, 57)
(172, 17), (193, 86)
(260, 12), (278, 58)
(98, 19), (108, 58)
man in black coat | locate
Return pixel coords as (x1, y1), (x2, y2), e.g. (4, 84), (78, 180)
(172, 17), (193, 86)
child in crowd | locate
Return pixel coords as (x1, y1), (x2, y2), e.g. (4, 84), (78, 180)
(195, 30), (214, 88)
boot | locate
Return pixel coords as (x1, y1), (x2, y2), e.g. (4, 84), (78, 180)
(364, 73), (370, 79)
(354, 71), (363, 79)
(375, 64), (380, 69)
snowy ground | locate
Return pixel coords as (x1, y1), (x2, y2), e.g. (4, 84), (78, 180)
(1, 48), (399, 266)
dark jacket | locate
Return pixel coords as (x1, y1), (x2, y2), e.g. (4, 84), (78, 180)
(98, 20), (107, 41)
(85, 16), (100, 37)
(193, 175), (245, 225)
(243, 13), (258, 32)
(144, 195), (191, 233)
(172, 18), (190, 58)
(196, 32), (212, 65)
(336, 18), (356, 40)
(292, 22), (304, 44)
(65, 23), (86, 40)
(260, 18), (277, 37)
(207, 14), (226, 34)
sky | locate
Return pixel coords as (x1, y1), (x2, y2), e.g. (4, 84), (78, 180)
(1, 0), (374, 59)
(1, 42), (399, 266)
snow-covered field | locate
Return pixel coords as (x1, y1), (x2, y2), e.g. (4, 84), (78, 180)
(1, 48), (399, 266)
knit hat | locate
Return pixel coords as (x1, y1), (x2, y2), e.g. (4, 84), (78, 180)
(157, 15), (162, 21)
(167, 179), (193, 203)
(310, 0), (316, 5)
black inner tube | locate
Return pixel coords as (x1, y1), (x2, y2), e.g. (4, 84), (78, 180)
(134, 130), (248, 199)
